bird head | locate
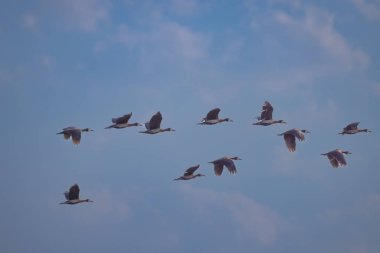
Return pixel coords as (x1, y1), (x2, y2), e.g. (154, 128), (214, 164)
(231, 156), (242, 160)
(302, 129), (311, 133)
(278, 120), (286, 124)
(342, 151), (352, 155)
(85, 199), (94, 202)
(82, 128), (94, 132)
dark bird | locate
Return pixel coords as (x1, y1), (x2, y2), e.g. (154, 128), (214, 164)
(60, 184), (93, 205)
(278, 129), (310, 152)
(253, 101), (286, 126)
(209, 156), (242, 176)
(56, 127), (93, 145)
(321, 149), (352, 168)
(174, 165), (205, 180)
(139, 111), (175, 134)
(339, 122), (371, 135)
(198, 108), (233, 125)
(105, 112), (142, 129)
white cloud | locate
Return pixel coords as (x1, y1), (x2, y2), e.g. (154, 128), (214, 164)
(179, 185), (286, 245)
(273, 6), (369, 71)
(352, 0), (380, 21)
(57, 0), (111, 31)
(94, 20), (209, 68)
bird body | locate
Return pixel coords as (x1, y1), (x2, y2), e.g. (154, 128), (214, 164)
(198, 108), (232, 125)
(56, 127), (93, 145)
(321, 149), (352, 168)
(209, 156), (241, 176)
(60, 184), (93, 205)
(278, 129), (310, 152)
(139, 112), (175, 134)
(105, 112), (142, 129)
(253, 101), (286, 126)
(174, 165), (204, 180)
(339, 122), (371, 135)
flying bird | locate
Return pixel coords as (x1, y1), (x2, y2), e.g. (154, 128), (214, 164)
(278, 129), (310, 152)
(339, 122), (371, 135)
(321, 149), (352, 168)
(253, 101), (286, 126)
(139, 111), (175, 134)
(56, 127), (93, 145)
(105, 112), (142, 129)
(60, 184), (93, 205)
(174, 165), (205, 180)
(198, 108), (233, 125)
(209, 156), (241, 176)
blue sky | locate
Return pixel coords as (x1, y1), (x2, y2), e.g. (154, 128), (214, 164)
(1, 0), (380, 252)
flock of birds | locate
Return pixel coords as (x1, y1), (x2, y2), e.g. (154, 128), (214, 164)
(57, 101), (371, 205)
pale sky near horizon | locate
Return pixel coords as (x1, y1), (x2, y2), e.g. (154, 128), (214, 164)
(1, 0), (380, 252)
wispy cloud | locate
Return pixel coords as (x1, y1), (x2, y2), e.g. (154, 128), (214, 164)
(95, 20), (208, 62)
(179, 185), (286, 246)
(352, 0), (380, 21)
(55, 0), (111, 31)
(273, 5), (369, 71)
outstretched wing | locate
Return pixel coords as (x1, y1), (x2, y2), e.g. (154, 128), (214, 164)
(64, 191), (70, 200)
(284, 134), (296, 152)
(260, 101), (273, 120)
(113, 113), (132, 124)
(206, 108), (221, 120)
(70, 129), (82, 145)
(292, 129), (305, 141)
(149, 112), (162, 130)
(224, 159), (237, 174)
(332, 150), (347, 167)
(68, 184), (80, 200)
(184, 165), (200, 176)
(213, 163), (224, 176)
(344, 122), (359, 131)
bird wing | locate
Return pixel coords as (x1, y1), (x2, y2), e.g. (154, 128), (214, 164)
(63, 126), (77, 131)
(63, 133), (71, 140)
(149, 112), (162, 130)
(70, 129), (82, 144)
(184, 165), (200, 176)
(213, 163), (224, 176)
(206, 108), (221, 120)
(284, 134), (296, 152)
(113, 113), (132, 124)
(64, 191), (70, 200)
(260, 101), (273, 120)
(68, 184), (80, 200)
(326, 152), (343, 168)
(344, 122), (359, 131)
(332, 150), (347, 167)
(292, 129), (305, 141)
(224, 159), (237, 174)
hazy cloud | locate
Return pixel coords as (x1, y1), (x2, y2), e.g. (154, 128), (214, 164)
(57, 0), (111, 31)
(179, 185), (286, 246)
(273, 6), (369, 71)
(352, 0), (380, 21)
